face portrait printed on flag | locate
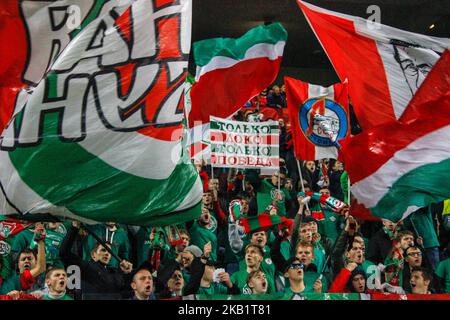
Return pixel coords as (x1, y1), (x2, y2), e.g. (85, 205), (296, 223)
(0, 0), (203, 226)
(297, 0), (449, 130)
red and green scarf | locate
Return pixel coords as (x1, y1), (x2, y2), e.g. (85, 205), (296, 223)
(239, 213), (292, 234)
(298, 191), (348, 215)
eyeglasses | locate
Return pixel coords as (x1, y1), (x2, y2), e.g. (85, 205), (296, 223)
(407, 252), (422, 257)
(290, 263), (304, 270)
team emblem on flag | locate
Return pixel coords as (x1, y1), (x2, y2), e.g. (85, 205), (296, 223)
(285, 76), (349, 160)
(0, 221), (13, 238)
(299, 98), (349, 148)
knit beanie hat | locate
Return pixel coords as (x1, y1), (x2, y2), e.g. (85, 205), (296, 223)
(184, 245), (203, 258)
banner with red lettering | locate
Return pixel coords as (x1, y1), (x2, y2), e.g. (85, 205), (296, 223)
(209, 116), (279, 169)
(0, 1), (203, 226)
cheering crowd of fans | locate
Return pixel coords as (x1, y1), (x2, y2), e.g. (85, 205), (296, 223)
(0, 85), (449, 300)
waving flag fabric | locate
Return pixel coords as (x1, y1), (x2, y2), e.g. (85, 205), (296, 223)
(186, 23), (287, 162)
(340, 51), (450, 222)
(285, 76), (349, 160)
(0, 0), (202, 226)
(297, 0), (449, 130)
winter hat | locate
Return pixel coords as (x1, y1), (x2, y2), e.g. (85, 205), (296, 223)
(347, 268), (367, 292)
(184, 245), (203, 258)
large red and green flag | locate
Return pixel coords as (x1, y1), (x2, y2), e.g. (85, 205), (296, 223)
(340, 51), (450, 222)
(186, 23), (287, 161)
(297, 0), (449, 130)
(0, 0), (203, 226)
(285, 76), (349, 160)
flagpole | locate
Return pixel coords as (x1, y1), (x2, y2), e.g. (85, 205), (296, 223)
(44, 213), (123, 263)
(296, 159), (310, 211)
(278, 169), (281, 192)
(347, 174), (351, 206)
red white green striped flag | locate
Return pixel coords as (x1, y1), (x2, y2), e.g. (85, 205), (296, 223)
(0, 0), (202, 226)
(340, 51), (450, 222)
(186, 23), (287, 162)
(297, 0), (449, 130)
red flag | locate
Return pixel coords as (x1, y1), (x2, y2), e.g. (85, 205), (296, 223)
(285, 76), (349, 160)
(297, 1), (449, 130)
(339, 50), (450, 222)
(0, 219), (32, 241)
(188, 23), (287, 128)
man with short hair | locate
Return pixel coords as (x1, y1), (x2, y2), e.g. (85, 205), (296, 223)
(309, 187), (344, 246)
(189, 207), (218, 262)
(60, 221), (133, 299)
(129, 268), (155, 300)
(295, 241), (328, 292)
(0, 227), (46, 295)
(331, 217), (376, 281)
(43, 268), (72, 300)
(282, 257), (322, 298)
(227, 219), (277, 292)
(175, 230), (190, 255)
(251, 169), (291, 217)
(267, 85), (286, 108)
(402, 246), (423, 293)
(231, 244), (274, 294)
(403, 206), (441, 271)
(298, 222), (325, 272)
(184, 258), (238, 295)
(161, 229), (192, 267)
(410, 266), (433, 294)
(82, 222), (130, 270)
(244, 231), (276, 290)
(382, 230), (416, 289)
(165, 269), (185, 298)
(397, 230), (415, 251)
(246, 270), (268, 295)
(368, 219), (398, 264)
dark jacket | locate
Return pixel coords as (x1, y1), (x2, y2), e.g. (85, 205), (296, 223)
(367, 228), (393, 265)
(60, 226), (131, 299)
(267, 93), (285, 108)
(331, 230), (355, 278)
(328, 170), (344, 201)
(183, 258), (240, 296)
(402, 262), (442, 293)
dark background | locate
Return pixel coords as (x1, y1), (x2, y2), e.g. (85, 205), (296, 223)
(190, 0), (450, 85)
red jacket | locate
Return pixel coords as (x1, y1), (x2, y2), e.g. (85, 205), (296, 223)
(329, 268), (352, 293)
(329, 268), (378, 294)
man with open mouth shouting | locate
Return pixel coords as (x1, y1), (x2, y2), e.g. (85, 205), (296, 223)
(0, 224), (46, 295)
(43, 268), (72, 300)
